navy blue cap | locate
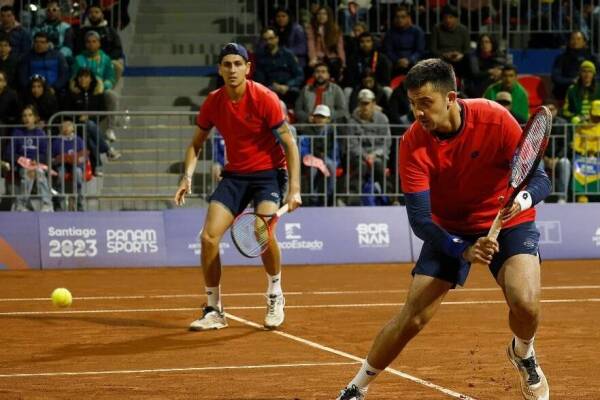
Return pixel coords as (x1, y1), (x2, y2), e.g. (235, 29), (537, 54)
(218, 43), (249, 63)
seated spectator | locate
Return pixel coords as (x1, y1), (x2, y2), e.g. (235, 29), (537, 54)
(5, 105), (53, 212)
(68, 67), (120, 176)
(306, 5), (345, 82)
(387, 80), (413, 135)
(18, 31), (69, 96)
(22, 74), (59, 127)
(295, 62), (348, 123)
(0, 32), (18, 89)
(465, 34), (506, 98)
(343, 31), (392, 92)
(382, 5), (425, 77)
(0, 69), (19, 126)
(493, 91), (527, 124)
(51, 119), (86, 211)
(273, 7), (308, 69)
(254, 27), (304, 107)
(0, 5), (31, 58)
(430, 5), (470, 77)
(563, 60), (600, 125)
(483, 64), (529, 122)
(298, 104), (339, 206)
(338, 0), (371, 34)
(572, 99), (600, 202)
(76, 4), (124, 82)
(348, 88), (391, 206)
(552, 31), (600, 101)
(31, 1), (74, 62)
(348, 68), (389, 116)
(72, 30), (118, 117)
(342, 21), (367, 68)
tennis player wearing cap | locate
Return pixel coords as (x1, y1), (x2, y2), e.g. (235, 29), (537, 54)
(174, 43), (302, 331)
(337, 59), (551, 400)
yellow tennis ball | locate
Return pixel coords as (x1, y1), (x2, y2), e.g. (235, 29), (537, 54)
(51, 288), (72, 308)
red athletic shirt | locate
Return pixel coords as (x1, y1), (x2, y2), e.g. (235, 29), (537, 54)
(196, 80), (286, 173)
(400, 98), (536, 234)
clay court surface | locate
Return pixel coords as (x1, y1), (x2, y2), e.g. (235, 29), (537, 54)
(0, 260), (599, 399)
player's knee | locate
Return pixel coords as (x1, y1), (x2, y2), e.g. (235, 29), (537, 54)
(200, 230), (220, 249)
(510, 296), (540, 322)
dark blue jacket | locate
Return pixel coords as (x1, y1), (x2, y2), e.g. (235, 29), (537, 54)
(382, 25), (425, 65)
(254, 47), (304, 90)
(18, 49), (69, 91)
(3, 25), (31, 58)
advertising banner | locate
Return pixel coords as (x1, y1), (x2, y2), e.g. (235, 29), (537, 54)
(0, 213), (40, 269)
(39, 212), (167, 268)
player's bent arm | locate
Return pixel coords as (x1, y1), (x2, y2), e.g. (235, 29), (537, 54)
(405, 190), (470, 259)
(183, 126), (211, 178)
(522, 164), (551, 209)
(277, 123), (302, 211)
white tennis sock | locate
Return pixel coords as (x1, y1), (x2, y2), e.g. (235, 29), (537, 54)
(514, 335), (535, 359)
(205, 286), (221, 310)
(266, 272), (282, 296)
(348, 360), (382, 389)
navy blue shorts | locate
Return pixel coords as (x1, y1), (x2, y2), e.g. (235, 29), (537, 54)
(209, 169), (288, 216)
(412, 222), (541, 288)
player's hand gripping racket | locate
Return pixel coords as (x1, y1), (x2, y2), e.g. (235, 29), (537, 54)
(230, 204), (289, 258)
(487, 106), (552, 240)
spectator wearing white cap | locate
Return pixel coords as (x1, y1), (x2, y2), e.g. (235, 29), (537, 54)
(298, 104), (340, 206)
(347, 88), (391, 205)
(494, 91), (527, 124)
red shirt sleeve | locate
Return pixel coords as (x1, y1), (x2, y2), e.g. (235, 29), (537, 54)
(262, 89), (285, 129)
(399, 130), (430, 193)
(196, 93), (215, 130)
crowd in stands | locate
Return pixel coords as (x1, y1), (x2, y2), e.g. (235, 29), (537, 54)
(0, 1), (126, 212)
(248, 2), (600, 205)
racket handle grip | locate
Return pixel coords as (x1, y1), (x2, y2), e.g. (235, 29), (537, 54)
(487, 210), (503, 240)
(276, 204), (289, 217)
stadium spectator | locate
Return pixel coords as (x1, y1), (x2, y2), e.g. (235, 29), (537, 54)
(31, 1), (74, 62)
(465, 34), (506, 98)
(348, 68), (389, 116)
(254, 28), (304, 107)
(51, 119), (86, 211)
(18, 31), (69, 95)
(0, 5), (31, 58)
(295, 62), (348, 123)
(6, 105), (53, 212)
(347, 88), (391, 206)
(430, 5), (470, 77)
(76, 4), (124, 82)
(483, 65), (530, 123)
(273, 7), (308, 68)
(387, 80), (412, 133)
(0, 69), (19, 126)
(382, 5), (425, 76)
(338, 0), (370, 34)
(72, 30), (118, 119)
(562, 60), (600, 124)
(306, 5), (345, 82)
(22, 74), (59, 126)
(343, 31), (392, 91)
(493, 91), (527, 124)
(572, 99), (600, 202)
(342, 21), (367, 67)
(298, 104), (339, 206)
(544, 103), (571, 203)
(0, 32), (18, 89)
(68, 67), (120, 176)
(551, 31), (600, 101)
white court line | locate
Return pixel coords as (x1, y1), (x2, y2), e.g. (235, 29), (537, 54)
(1, 285), (600, 302)
(225, 312), (476, 400)
(1, 298), (599, 316)
(0, 361), (359, 378)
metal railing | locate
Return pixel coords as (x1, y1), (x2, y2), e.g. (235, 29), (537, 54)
(1, 115), (598, 211)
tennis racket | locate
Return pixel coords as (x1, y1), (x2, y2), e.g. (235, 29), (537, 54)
(230, 204), (289, 258)
(487, 106), (552, 239)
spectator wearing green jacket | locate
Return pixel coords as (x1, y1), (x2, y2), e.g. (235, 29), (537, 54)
(562, 60), (600, 124)
(483, 64), (530, 123)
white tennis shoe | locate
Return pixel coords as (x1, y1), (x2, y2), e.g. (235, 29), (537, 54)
(507, 339), (549, 400)
(264, 294), (285, 329)
(189, 306), (228, 331)
(336, 385), (368, 400)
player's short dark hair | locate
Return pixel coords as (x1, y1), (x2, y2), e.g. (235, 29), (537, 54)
(405, 58), (457, 94)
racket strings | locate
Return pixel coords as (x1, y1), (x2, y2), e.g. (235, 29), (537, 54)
(511, 113), (550, 187)
(232, 214), (270, 256)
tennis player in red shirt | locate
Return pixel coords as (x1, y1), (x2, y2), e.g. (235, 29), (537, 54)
(174, 43), (302, 331)
(337, 59), (550, 400)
